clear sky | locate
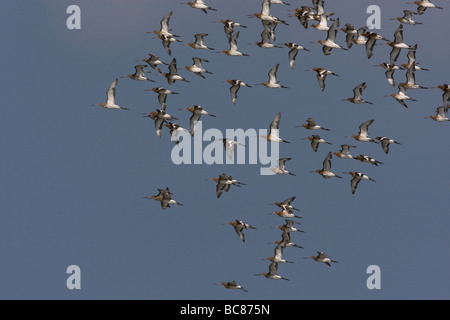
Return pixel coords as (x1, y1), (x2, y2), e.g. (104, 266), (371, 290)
(0, 0), (449, 300)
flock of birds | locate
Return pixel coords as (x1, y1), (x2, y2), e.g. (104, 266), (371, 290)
(92, 0), (448, 293)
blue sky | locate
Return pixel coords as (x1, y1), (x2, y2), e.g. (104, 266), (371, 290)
(1, 0), (449, 300)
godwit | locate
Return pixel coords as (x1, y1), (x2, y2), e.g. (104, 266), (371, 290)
(260, 112), (290, 143)
(269, 231), (303, 249)
(162, 58), (190, 85)
(292, 6), (315, 29)
(306, 67), (339, 92)
(147, 13), (182, 56)
(424, 106), (450, 122)
(225, 79), (251, 104)
(159, 34), (182, 56)
(262, 245), (294, 264)
(334, 144), (356, 159)
(351, 26), (368, 46)
(180, 105), (216, 136)
(354, 154), (384, 167)
(144, 87), (179, 111)
(150, 11), (179, 39)
(207, 173), (246, 198)
(343, 171), (376, 194)
(144, 109), (177, 138)
(400, 44), (429, 71)
(296, 118), (330, 131)
(121, 65), (153, 82)
(348, 119), (378, 143)
(274, 219), (305, 233)
(146, 110), (173, 138)
(312, 152), (343, 179)
(92, 79), (129, 110)
(270, 158), (296, 176)
(343, 82), (373, 105)
(365, 31), (388, 59)
(221, 138), (246, 160)
(304, 252), (338, 267)
(398, 62), (429, 91)
(391, 9), (423, 25)
(374, 62), (399, 87)
(386, 85), (417, 108)
(433, 84), (450, 107)
(184, 57), (213, 79)
(340, 23), (357, 49)
(311, 12), (332, 31)
(256, 64), (288, 89)
(283, 42), (309, 70)
(165, 122), (189, 145)
(250, 28), (282, 49)
(136, 54), (168, 74)
(255, 262), (289, 280)
(208, 174), (230, 198)
(214, 19), (247, 41)
(302, 134), (332, 152)
(215, 281), (248, 293)
(311, 17), (347, 56)
(408, 0), (443, 15)
(270, 209), (302, 219)
(249, 0), (289, 26)
(217, 31), (249, 56)
(155, 187), (172, 198)
(269, 196), (300, 212)
(186, 33), (215, 50)
(386, 24), (411, 65)
(144, 188), (183, 210)
(375, 137), (402, 154)
(182, 0), (217, 13)
(225, 219), (256, 242)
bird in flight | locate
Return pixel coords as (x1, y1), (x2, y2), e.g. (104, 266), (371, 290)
(92, 79), (129, 110)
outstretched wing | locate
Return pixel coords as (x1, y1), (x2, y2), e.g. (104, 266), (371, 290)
(350, 176), (361, 194)
(105, 78), (118, 105)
